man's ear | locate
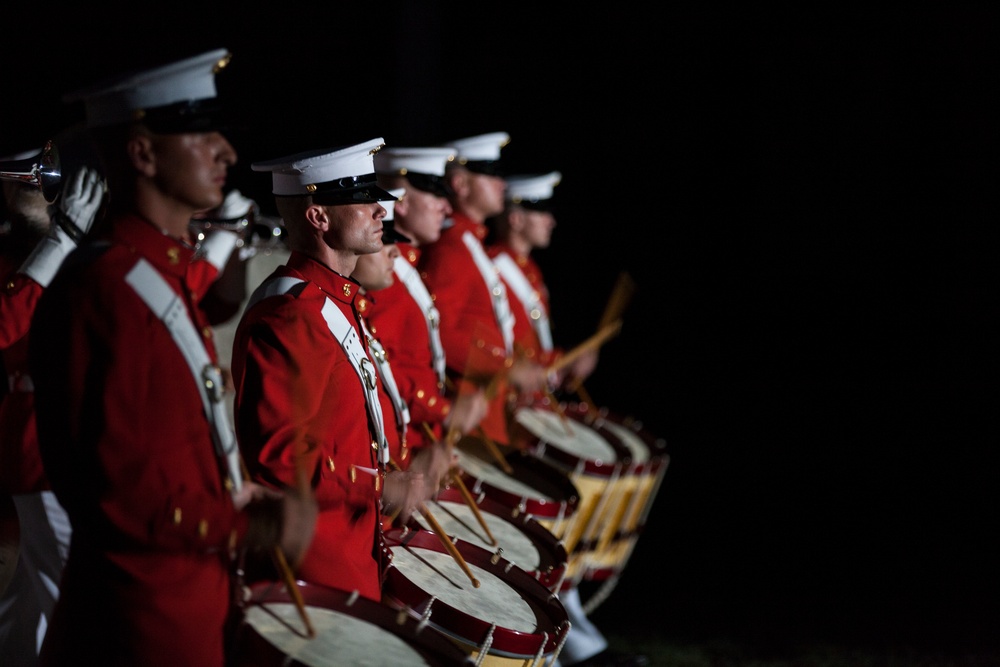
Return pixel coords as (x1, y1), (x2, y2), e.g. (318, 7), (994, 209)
(447, 171), (468, 198)
(304, 203), (330, 232)
(509, 207), (527, 232)
(126, 135), (156, 177)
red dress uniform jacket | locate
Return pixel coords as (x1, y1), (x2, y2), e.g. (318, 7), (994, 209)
(361, 243), (451, 464)
(231, 252), (385, 602)
(1, 251), (47, 493)
(29, 215), (250, 667)
(418, 215), (520, 445)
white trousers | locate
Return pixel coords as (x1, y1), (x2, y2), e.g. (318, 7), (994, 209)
(554, 584), (609, 666)
(0, 492), (70, 667)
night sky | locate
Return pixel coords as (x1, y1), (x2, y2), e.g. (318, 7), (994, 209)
(5, 3), (997, 655)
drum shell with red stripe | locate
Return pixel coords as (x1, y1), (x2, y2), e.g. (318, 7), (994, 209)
(381, 527), (570, 664)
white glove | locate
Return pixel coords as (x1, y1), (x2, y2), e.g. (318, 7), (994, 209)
(18, 165), (106, 287)
(215, 189), (257, 221)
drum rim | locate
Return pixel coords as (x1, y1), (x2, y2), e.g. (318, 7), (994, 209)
(456, 446), (581, 519)
(511, 402), (634, 475)
(420, 487), (569, 589)
(232, 580), (472, 666)
(381, 527), (569, 657)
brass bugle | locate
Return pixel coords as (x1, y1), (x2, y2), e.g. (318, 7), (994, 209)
(191, 209), (288, 255)
(0, 140), (62, 203)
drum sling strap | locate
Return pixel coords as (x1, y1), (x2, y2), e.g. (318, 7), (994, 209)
(393, 255), (447, 384)
(360, 317), (411, 449)
(247, 276), (389, 466)
(462, 231), (514, 356)
(492, 252), (554, 353)
(124, 258), (243, 498)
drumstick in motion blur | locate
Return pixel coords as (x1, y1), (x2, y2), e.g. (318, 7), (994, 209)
(546, 319), (623, 376)
(420, 422), (498, 547)
(416, 503), (481, 588)
(240, 454), (316, 639)
(475, 427), (515, 474)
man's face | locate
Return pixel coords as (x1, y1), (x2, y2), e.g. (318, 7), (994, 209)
(522, 209), (556, 250)
(323, 201), (386, 257)
(397, 187), (451, 245)
(151, 131), (236, 213)
(468, 172), (507, 219)
(352, 242), (398, 291)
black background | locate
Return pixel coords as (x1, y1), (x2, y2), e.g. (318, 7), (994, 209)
(5, 3), (997, 655)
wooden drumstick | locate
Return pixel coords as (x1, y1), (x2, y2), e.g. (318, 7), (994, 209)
(422, 424), (498, 546)
(239, 455), (315, 639)
(475, 427), (514, 474)
(272, 544), (316, 638)
(417, 503), (481, 588)
(546, 319), (623, 376)
(598, 271), (636, 331)
(449, 469), (498, 546)
(572, 382), (600, 419)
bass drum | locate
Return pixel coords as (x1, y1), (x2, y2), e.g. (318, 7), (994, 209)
(229, 579), (472, 666)
(381, 527), (570, 667)
(410, 486), (568, 593)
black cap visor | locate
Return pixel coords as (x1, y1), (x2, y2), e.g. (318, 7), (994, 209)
(462, 159), (503, 177)
(306, 173), (398, 205)
(382, 218), (412, 244)
(141, 98), (239, 134)
(405, 172), (454, 198)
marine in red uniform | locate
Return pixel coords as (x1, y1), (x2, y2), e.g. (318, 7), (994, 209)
(352, 190), (468, 505)
(233, 139), (422, 602)
(370, 147), (489, 463)
(418, 133), (548, 446)
(486, 171), (598, 390)
(28, 50), (316, 667)
(0, 142), (104, 666)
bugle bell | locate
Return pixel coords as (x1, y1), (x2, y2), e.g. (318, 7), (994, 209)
(0, 140), (61, 203)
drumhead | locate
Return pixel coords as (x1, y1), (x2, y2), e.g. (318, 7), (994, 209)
(231, 581), (471, 667)
(453, 435), (579, 520)
(413, 488), (567, 592)
(510, 403), (632, 476)
(382, 528), (569, 659)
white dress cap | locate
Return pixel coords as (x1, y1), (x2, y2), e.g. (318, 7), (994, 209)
(63, 48), (232, 129)
(505, 171), (562, 205)
(374, 146), (456, 178)
(252, 138), (397, 203)
(447, 132), (510, 164)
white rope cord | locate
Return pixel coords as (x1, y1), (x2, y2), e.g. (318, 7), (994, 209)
(473, 623), (497, 667)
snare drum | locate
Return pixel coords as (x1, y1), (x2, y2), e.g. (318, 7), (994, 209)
(452, 435), (579, 541)
(381, 527), (570, 666)
(230, 580), (471, 666)
(582, 406), (669, 581)
(508, 401), (632, 585)
(411, 486), (568, 593)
